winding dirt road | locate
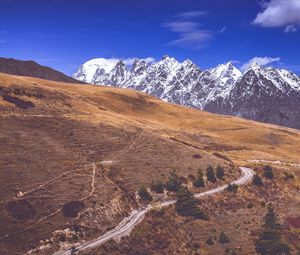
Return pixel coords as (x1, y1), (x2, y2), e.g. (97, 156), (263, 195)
(55, 167), (254, 255)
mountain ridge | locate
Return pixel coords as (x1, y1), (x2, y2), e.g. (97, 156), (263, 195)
(73, 56), (300, 129)
(0, 57), (84, 84)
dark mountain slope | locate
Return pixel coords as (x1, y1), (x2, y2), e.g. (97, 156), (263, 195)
(0, 57), (83, 83)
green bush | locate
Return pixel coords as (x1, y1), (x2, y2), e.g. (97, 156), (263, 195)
(175, 187), (208, 220)
(207, 165), (217, 183)
(219, 231), (230, 244)
(226, 183), (239, 192)
(150, 180), (164, 193)
(216, 165), (225, 180)
(263, 165), (274, 179)
(165, 169), (181, 192)
(138, 186), (153, 202)
(253, 174), (263, 186)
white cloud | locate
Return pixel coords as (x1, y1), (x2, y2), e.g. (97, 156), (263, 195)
(284, 25), (297, 33)
(253, 0), (300, 32)
(163, 10), (215, 49)
(177, 11), (208, 19)
(219, 26), (227, 33)
(163, 20), (213, 49)
(240, 56), (281, 71)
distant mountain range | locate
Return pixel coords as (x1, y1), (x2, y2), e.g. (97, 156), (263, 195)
(0, 57), (82, 84)
(74, 56), (300, 129)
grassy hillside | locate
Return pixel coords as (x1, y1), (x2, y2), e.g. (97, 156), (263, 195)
(0, 73), (299, 254)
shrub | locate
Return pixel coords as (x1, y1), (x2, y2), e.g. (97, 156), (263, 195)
(253, 174), (263, 186)
(283, 171), (295, 180)
(6, 199), (36, 220)
(227, 183), (239, 192)
(219, 231), (230, 244)
(175, 187), (208, 220)
(194, 169), (205, 188)
(206, 236), (214, 245)
(138, 186), (153, 202)
(247, 202), (254, 209)
(62, 201), (85, 218)
(207, 165), (217, 183)
(216, 165), (225, 180)
(263, 165), (274, 179)
(165, 169), (181, 192)
(150, 180), (164, 194)
(225, 248), (237, 255)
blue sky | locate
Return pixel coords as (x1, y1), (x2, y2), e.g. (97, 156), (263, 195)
(0, 0), (300, 74)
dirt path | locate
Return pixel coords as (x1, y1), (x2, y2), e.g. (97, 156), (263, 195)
(110, 130), (144, 161)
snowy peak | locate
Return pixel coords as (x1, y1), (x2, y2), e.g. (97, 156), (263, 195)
(74, 58), (119, 83)
(210, 61), (242, 82)
(248, 61), (262, 70)
(73, 56), (300, 129)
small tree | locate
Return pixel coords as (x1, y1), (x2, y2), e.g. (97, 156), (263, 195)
(216, 165), (225, 180)
(206, 236), (214, 245)
(219, 231), (230, 244)
(255, 205), (291, 255)
(263, 165), (274, 179)
(138, 186), (153, 202)
(194, 169), (205, 188)
(165, 169), (181, 192)
(227, 183), (239, 193)
(150, 180), (164, 194)
(253, 174), (263, 186)
(175, 187), (208, 220)
(207, 165), (217, 183)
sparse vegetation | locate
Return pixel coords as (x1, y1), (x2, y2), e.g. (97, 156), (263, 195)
(253, 174), (263, 186)
(207, 165), (217, 183)
(216, 165), (225, 180)
(165, 169), (181, 192)
(138, 186), (153, 202)
(263, 165), (274, 179)
(226, 183), (238, 192)
(194, 169), (205, 188)
(219, 231), (230, 244)
(62, 201), (85, 218)
(175, 187), (208, 220)
(255, 205), (291, 255)
(150, 180), (164, 194)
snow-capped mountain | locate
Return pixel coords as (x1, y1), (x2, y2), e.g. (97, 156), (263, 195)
(73, 56), (300, 129)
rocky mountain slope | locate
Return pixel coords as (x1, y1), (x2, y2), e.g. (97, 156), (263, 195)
(0, 57), (83, 84)
(74, 56), (300, 129)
